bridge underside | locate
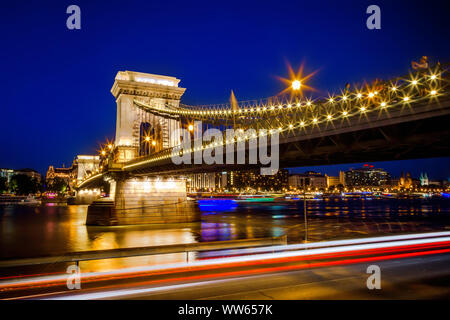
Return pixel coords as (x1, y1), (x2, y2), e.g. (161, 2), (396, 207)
(279, 112), (450, 168)
(121, 112), (450, 176)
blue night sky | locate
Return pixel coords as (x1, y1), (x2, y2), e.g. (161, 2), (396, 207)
(0, 0), (449, 180)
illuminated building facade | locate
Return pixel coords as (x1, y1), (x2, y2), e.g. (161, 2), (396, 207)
(186, 173), (216, 192)
(46, 155), (100, 189)
(326, 175), (340, 187)
(344, 164), (390, 187)
(420, 172), (429, 186)
(217, 169), (289, 191)
(289, 171), (327, 189)
(0, 168), (41, 183)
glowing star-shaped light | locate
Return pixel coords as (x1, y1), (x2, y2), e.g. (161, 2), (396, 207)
(292, 80), (301, 90)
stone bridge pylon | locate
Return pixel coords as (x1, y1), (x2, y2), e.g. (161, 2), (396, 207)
(86, 71), (199, 226)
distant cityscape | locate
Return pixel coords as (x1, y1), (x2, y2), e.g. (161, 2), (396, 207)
(1, 159), (449, 198)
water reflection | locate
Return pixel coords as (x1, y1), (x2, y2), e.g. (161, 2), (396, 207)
(0, 198), (449, 274)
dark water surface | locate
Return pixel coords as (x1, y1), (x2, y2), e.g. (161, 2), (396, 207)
(0, 198), (449, 274)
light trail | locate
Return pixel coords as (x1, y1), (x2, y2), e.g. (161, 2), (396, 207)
(1, 231), (450, 299)
(47, 246), (450, 300)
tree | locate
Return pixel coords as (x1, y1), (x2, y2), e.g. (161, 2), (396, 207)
(9, 174), (39, 195)
(0, 177), (7, 193)
(47, 177), (69, 194)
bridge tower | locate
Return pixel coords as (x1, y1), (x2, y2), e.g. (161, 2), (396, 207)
(111, 71), (186, 162)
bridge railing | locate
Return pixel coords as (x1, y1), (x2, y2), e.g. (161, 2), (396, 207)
(0, 236), (287, 268)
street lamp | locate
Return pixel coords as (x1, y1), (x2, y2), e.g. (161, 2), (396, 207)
(292, 80), (301, 91)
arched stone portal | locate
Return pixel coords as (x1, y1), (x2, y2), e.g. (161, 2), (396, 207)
(111, 71), (186, 163)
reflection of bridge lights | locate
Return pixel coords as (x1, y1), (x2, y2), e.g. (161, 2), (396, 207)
(152, 140), (156, 146)
(188, 124), (194, 131)
(292, 80), (301, 90)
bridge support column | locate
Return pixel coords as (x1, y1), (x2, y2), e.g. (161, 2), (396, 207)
(86, 176), (199, 226)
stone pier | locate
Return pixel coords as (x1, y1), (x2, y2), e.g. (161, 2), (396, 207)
(86, 177), (200, 226)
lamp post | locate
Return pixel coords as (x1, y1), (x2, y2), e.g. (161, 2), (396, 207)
(293, 79), (308, 244)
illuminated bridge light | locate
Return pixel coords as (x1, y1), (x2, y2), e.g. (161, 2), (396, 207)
(356, 93), (362, 99)
(342, 111), (348, 116)
(391, 86), (397, 91)
(289, 124), (293, 129)
(342, 95), (347, 101)
(411, 80), (418, 85)
(380, 102), (387, 107)
(327, 114), (332, 120)
(368, 92), (374, 98)
(313, 118), (318, 123)
(300, 121), (305, 126)
(430, 90), (437, 95)
(360, 106), (366, 112)
(328, 98), (334, 103)
(430, 74), (437, 80)
(403, 96), (410, 102)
